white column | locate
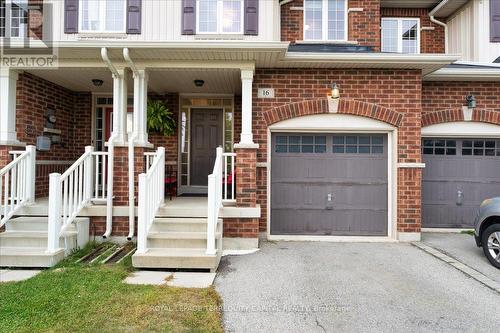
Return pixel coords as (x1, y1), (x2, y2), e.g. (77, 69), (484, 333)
(0, 68), (21, 144)
(133, 69), (149, 145)
(240, 69), (254, 145)
(111, 68), (128, 144)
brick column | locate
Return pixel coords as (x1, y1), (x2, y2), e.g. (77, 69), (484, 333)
(108, 146), (148, 236)
(397, 167), (423, 236)
(234, 145), (258, 207)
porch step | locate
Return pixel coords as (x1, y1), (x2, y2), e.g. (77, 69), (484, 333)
(132, 217), (223, 271)
(149, 218), (209, 232)
(0, 231), (75, 248)
(132, 248), (221, 271)
(0, 247), (65, 268)
(147, 230), (222, 249)
(1, 217), (89, 268)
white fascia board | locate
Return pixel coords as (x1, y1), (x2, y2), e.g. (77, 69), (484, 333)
(424, 68), (500, 81)
(53, 40), (290, 51)
(283, 52), (461, 65)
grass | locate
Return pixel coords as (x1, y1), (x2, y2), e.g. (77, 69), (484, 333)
(0, 243), (223, 333)
(460, 230), (475, 236)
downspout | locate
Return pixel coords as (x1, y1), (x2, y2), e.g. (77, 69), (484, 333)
(123, 48), (138, 241)
(101, 47), (119, 239)
(429, 0), (449, 54)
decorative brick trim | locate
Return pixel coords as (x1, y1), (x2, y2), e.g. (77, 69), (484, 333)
(422, 108), (500, 127)
(263, 98), (404, 127)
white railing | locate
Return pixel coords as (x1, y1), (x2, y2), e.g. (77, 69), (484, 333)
(0, 146), (36, 227)
(222, 152), (236, 204)
(206, 147), (224, 255)
(92, 151), (108, 201)
(47, 146), (95, 253)
(144, 151), (157, 172)
(137, 147), (165, 254)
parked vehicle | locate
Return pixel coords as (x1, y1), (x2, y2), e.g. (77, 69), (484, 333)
(474, 198), (500, 269)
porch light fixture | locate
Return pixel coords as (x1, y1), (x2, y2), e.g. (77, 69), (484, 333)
(466, 95), (476, 108)
(92, 79), (104, 87)
(331, 83), (340, 99)
(194, 79), (205, 87)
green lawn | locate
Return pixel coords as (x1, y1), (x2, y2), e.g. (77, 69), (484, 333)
(0, 244), (223, 333)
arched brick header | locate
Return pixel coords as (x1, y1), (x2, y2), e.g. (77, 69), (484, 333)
(262, 98), (404, 127)
(422, 108), (500, 127)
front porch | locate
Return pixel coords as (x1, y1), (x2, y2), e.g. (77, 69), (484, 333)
(0, 49), (262, 270)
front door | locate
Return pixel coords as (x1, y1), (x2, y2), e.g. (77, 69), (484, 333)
(190, 109), (223, 186)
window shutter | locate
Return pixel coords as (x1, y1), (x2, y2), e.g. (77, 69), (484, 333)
(182, 0), (196, 35)
(64, 0), (79, 34)
(127, 0), (142, 34)
(491, 0), (500, 42)
(244, 0), (259, 35)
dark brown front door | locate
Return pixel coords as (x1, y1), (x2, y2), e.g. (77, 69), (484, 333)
(190, 109), (223, 186)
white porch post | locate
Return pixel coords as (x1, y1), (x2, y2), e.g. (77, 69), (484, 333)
(133, 69), (149, 145)
(0, 68), (21, 145)
(239, 69), (254, 145)
(111, 69), (128, 144)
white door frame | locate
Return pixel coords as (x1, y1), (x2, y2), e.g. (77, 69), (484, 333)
(266, 114), (398, 242)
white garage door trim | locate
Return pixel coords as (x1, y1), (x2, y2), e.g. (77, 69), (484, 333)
(266, 114), (398, 242)
(422, 121), (500, 232)
(422, 121), (500, 138)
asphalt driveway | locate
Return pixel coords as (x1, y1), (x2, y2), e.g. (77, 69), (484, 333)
(422, 232), (500, 284)
(215, 241), (500, 333)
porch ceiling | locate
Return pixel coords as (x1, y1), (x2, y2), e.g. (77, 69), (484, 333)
(25, 67), (242, 94)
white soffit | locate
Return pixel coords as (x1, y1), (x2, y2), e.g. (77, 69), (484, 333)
(269, 114), (396, 131)
(422, 122), (500, 138)
(424, 68), (500, 81)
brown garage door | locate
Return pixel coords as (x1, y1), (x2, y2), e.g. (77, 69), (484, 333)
(422, 138), (500, 228)
(271, 133), (388, 236)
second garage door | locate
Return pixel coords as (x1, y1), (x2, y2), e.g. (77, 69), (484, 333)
(271, 133), (388, 236)
(422, 138), (500, 228)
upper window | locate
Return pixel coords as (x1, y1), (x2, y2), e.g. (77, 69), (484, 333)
(197, 0), (243, 34)
(79, 0), (126, 33)
(0, 0), (28, 38)
(381, 18), (419, 54)
(303, 0), (347, 41)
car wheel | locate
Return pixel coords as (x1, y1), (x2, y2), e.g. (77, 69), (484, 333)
(481, 224), (500, 269)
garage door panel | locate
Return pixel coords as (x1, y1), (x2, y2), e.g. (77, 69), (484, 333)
(423, 138), (500, 228)
(271, 133), (389, 236)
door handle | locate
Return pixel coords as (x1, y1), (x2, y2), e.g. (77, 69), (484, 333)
(456, 190), (463, 206)
(326, 193), (333, 210)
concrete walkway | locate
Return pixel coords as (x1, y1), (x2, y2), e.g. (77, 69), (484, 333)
(215, 241), (500, 333)
(0, 269), (40, 282)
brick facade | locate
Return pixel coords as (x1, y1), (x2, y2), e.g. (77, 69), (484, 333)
(252, 68), (423, 233)
(349, 0), (381, 50)
(381, 8), (445, 54)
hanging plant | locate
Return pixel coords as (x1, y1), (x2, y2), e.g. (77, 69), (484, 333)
(147, 99), (176, 136)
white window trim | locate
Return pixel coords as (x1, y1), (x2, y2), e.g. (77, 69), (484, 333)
(196, 0), (244, 35)
(1, 0), (29, 39)
(303, 0), (348, 42)
(78, 0), (127, 34)
(381, 17), (421, 54)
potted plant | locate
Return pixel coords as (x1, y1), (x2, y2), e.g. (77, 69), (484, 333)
(147, 99), (176, 136)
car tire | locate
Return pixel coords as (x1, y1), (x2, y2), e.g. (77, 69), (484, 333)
(481, 224), (500, 269)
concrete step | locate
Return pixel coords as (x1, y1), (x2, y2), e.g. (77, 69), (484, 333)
(132, 248), (221, 271)
(5, 217), (48, 232)
(147, 231), (222, 249)
(150, 218), (209, 232)
(0, 247), (65, 268)
(0, 231), (75, 248)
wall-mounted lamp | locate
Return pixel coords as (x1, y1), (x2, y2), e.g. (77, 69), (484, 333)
(92, 79), (104, 87)
(466, 95), (476, 108)
(331, 83), (340, 99)
(194, 79), (205, 87)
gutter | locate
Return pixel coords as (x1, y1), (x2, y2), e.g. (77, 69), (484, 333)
(429, 0), (449, 54)
(100, 47), (117, 239)
(123, 48), (138, 241)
